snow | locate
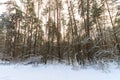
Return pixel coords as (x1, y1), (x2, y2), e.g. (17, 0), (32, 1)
(0, 63), (120, 80)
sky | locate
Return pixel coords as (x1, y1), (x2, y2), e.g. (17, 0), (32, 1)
(0, 0), (120, 15)
(0, 0), (8, 14)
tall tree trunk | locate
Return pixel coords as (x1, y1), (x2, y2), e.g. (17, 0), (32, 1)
(86, 0), (90, 37)
(55, 0), (61, 62)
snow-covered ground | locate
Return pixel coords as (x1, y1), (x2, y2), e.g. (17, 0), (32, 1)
(0, 63), (120, 80)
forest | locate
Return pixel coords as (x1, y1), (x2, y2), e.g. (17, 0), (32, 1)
(0, 0), (119, 66)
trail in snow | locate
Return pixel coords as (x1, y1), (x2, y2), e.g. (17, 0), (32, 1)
(0, 63), (120, 80)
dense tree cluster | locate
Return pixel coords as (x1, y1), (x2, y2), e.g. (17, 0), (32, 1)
(0, 0), (119, 65)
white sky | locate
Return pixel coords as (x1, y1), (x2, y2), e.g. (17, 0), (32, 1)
(0, 0), (8, 14)
(0, 0), (120, 15)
